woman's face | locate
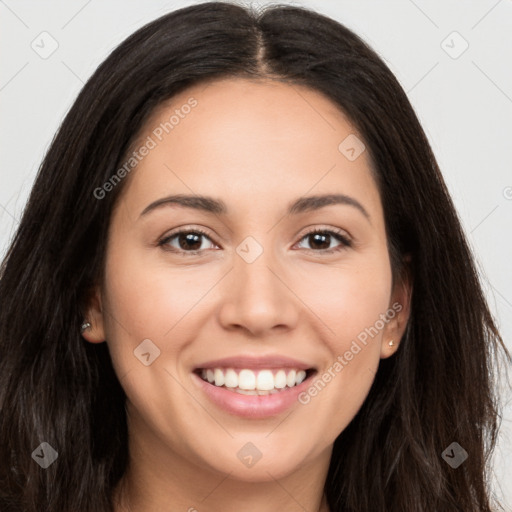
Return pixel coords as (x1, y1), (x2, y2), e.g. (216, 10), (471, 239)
(85, 77), (410, 482)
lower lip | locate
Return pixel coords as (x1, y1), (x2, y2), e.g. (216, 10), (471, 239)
(191, 371), (315, 419)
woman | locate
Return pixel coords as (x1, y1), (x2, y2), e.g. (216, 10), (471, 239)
(0, 2), (509, 511)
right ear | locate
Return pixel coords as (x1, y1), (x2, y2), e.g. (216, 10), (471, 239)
(81, 285), (106, 344)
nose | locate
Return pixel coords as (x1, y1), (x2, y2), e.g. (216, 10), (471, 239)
(217, 246), (300, 337)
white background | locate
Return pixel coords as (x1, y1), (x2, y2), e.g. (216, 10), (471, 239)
(1, 0), (511, 507)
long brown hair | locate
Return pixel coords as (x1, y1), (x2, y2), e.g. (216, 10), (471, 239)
(0, 2), (509, 510)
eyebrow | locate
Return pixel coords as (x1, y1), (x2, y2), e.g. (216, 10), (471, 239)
(139, 193), (370, 221)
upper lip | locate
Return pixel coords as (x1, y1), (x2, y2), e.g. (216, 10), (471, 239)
(194, 355), (316, 371)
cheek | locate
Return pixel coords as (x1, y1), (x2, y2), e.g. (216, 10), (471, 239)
(100, 252), (209, 444)
(293, 250), (393, 346)
(102, 233), (203, 334)
(100, 241), (222, 378)
(292, 253), (392, 435)
(337, 266), (392, 342)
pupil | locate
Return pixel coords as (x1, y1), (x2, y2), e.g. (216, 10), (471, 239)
(311, 233), (329, 249)
(180, 233), (201, 251)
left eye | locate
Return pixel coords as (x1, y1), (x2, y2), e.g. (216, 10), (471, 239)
(295, 229), (352, 252)
(158, 228), (352, 255)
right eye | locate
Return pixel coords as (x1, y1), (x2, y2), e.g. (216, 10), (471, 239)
(158, 228), (219, 256)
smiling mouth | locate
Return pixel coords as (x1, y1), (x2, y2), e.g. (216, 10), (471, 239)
(193, 367), (317, 395)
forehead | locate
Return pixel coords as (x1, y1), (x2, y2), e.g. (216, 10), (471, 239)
(116, 77), (381, 221)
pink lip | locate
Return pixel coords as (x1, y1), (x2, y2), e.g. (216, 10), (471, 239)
(191, 370), (316, 419)
(194, 354), (315, 371)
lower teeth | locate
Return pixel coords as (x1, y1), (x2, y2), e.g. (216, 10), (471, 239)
(232, 388), (283, 395)
(210, 384), (289, 395)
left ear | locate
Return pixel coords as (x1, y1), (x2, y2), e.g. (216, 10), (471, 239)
(380, 257), (413, 358)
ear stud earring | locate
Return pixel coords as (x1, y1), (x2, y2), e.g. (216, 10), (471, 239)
(388, 340), (395, 347)
(81, 321), (92, 333)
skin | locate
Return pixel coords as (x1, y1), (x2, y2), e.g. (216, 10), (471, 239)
(83, 77), (411, 512)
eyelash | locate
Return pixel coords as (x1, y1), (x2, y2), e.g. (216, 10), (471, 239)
(157, 226), (353, 256)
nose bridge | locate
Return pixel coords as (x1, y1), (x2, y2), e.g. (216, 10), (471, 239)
(217, 233), (298, 334)
(235, 233), (283, 306)
(237, 238), (277, 290)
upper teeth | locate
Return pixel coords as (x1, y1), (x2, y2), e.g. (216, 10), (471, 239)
(201, 368), (307, 391)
